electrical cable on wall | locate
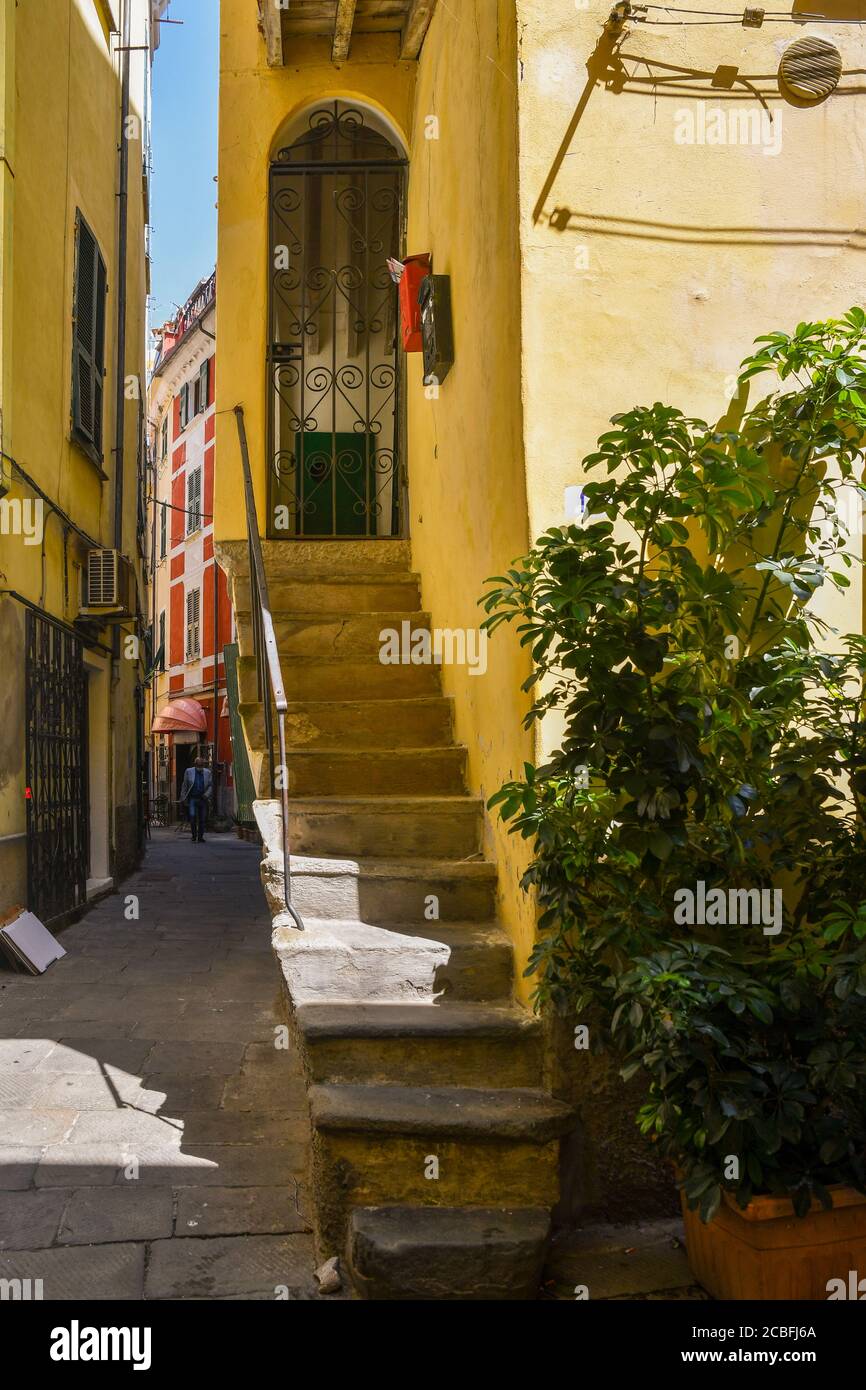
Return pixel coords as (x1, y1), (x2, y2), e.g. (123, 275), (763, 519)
(146, 495), (213, 521)
(609, 2), (866, 25)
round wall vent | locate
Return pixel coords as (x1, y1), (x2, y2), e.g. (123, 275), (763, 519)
(779, 36), (843, 102)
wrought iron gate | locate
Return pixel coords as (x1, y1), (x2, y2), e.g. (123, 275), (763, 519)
(268, 101), (407, 539)
(25, 611), (89, 924)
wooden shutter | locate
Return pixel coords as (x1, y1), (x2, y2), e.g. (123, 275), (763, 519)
(72, 212), (107, 461)
(186, 588), (200, 658)
(159, 502), (167, 557)
(186, 467), (201, 533)
(198, 358), (209, 414)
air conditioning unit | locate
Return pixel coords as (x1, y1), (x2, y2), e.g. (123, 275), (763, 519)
(80, 549), (135, 619)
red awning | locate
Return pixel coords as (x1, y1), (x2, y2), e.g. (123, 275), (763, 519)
(152, 698), (208, 734)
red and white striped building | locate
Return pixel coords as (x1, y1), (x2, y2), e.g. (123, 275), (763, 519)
(147, 271), (235, 817)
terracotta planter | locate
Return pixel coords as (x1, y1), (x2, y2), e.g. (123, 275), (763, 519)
(681, 1185), (866, 1300)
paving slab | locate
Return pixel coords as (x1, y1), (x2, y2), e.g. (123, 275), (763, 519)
(32, 1039), (156, 1073)
(145, 1233), (316, 1300)
(142, 1041), (246, 1075)
(0, 1108), (77, 1145)
(0, 1073), (51, 1109)
(0, 1242), (145, 1299)
(174, 1185), (311, 1237)
(542, 1220), (708, 1300)
(0, 1146), (44, 1189)
(56, 1186), (174, 1245)
(0, 1038), (57, 1071)
(0, 1188), (68, 1249)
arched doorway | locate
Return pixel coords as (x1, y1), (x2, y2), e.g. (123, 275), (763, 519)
(267, 101), (408, 539)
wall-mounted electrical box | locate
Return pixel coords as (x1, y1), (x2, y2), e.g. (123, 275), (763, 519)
(420, 274), (454, 388)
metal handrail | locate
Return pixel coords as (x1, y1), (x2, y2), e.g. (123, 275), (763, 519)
(234, 405), (304, 932)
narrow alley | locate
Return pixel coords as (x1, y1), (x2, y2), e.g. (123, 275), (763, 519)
(0, 831), (320, 1300)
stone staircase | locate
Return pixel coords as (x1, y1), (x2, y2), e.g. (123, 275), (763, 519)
(222, 538), (574, 1300)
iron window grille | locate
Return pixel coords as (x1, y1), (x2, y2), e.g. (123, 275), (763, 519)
(25, 610), (88, 925)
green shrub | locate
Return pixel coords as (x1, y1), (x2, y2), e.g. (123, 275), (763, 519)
(483, 312), (866, 1221)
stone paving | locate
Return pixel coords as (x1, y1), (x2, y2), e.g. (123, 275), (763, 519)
(0, 829), (321, 1300)
(541, 1219), (708, 1301)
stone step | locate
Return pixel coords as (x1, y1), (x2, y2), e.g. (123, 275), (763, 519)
(271, 918), (513, 1004)
(347, 1205), (552, 1301)
(238, 656), (440, 703)
(259, 538), (412, 577)
(283, 796), (482, 860)
(233, 573), (422, 615)
(307, 1085), (571, 1255)
(235, 611), (431, 662)
(311, 1083), (572, 1141)
(261, 852), (498, 925)
(296, 1002), (542, 1087)
(257, 748), (468, 798)
(408, 923), (514, 1000)
(240, 696), (454, 752)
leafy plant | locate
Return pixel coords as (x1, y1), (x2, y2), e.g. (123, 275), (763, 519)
(483, 311), (866, 1221)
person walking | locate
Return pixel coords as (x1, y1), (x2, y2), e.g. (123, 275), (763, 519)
(180, 754), (213, 843)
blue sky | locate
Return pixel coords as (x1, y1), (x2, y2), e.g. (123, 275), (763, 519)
(149, 0), (219, 329)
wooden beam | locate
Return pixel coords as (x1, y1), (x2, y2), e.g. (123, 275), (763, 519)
(258, 0), (283, 68)
(400, 0), (437, 60)
(332, 0), (358, 62)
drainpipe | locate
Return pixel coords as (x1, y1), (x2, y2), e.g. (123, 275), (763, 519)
(149, 444), (158, 807)
(0, 0), (15, 493)
(212, 539), (220, 816)
(113, 0), (130, 555)
(110, 0), (131, 871)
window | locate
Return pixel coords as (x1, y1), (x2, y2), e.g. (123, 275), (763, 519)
(159, 501), (167, 559)
(179, 381), (192, 430)
(158, 610), (166, 671)
(193, 358), (209, 416)
(186, 467), (202, 535)
(160, 415), (168, 461)
(185, 588), (200, 660)
(71, 211), (108, 465)
(268, 101), (405, 539)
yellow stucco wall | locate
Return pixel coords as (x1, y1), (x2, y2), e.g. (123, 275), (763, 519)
(405, 1), (538, 995)
(0, 0), (149, 909)
(516, 0), (864, 647)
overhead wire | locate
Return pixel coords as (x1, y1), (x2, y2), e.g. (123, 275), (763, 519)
(632, 4), (866, 20)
